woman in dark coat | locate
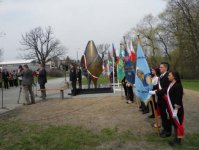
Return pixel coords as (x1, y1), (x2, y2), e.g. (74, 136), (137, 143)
(167, 72), (184, 146)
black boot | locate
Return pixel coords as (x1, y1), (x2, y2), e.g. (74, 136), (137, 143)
(169, 138), (181, 146)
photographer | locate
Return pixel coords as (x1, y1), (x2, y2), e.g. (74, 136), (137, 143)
(18, 65), (35, 105)
(18, 65), (23, 86)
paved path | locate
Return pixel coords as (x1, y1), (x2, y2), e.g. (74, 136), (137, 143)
(0, 77), (120, 115)
(0, 77), (71, 114)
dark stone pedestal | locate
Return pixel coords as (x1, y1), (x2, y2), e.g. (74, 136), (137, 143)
(76, 87), (113, 94)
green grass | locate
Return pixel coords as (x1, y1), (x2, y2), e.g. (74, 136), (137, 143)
(182, 80), (199, 91)
(47, 75), (57, 80)
(0, 120), (199, 150)
(82, 75), (110, 85)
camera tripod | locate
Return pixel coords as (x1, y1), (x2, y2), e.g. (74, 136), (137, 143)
(17, 86), (23, 104)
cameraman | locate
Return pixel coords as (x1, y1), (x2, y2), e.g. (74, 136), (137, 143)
(18, 64), (35, 105)
(18, 65), (23, 86)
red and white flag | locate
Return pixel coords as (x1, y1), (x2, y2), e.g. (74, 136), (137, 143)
(128, 41), (136, 63)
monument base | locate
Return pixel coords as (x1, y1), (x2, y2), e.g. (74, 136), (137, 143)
(76, 87), (113, 94)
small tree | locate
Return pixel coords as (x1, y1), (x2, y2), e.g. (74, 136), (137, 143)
(20, 26), (66, 66)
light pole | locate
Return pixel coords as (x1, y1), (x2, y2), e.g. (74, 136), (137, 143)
(77, 51), (78, 62)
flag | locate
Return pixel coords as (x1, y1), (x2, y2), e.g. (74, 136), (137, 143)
(107, 59), (113, 73)
(117, 49), (125, 81)
(124, 48), (135, 85)
(108, 51), (112, 62)
(134, 39), (153, 104)
(112, 43), (119, 62)
(102, 63), (106, 76)
(129, 41), (136, 63)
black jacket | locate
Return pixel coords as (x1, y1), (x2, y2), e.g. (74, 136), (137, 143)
(156, 72), (171, 105)
(70, 67), (77, 82)
(168, 82), (184, 113)
(77, 69), (82, 81)
(38, 69), (47, 85)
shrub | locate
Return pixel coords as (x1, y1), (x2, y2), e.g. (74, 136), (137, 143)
(47, 69), (64, 77)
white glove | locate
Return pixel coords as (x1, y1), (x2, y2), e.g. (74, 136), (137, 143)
(173, 109), (178, 118)
(149, 90), (156, 95)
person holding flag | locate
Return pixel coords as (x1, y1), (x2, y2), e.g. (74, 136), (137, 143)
(123, 45), (135, 104)
(149, 62), (172, 138)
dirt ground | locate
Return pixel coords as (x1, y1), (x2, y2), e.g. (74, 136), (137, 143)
(3, 89), (199, 135)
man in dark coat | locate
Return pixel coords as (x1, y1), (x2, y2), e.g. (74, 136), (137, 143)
(77, 66), (82, 89)
(18, 64), (35, 104)
(37, 63), (47, 99)
(69, 64), (77, 96)
(150, 62), (172, 138)
(2, 69), (9, 89)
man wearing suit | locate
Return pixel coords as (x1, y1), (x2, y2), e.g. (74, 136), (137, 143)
(76, 66), (82, 89)
(150, 62), (172, 138)
(38, 63), (47, 99)
(69, 64), (77, 96)
(18, 65), (35, 104)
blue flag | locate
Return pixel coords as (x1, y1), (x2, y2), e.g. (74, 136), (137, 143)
(134, 41), (152, 104)
(124, 48), (135, 85)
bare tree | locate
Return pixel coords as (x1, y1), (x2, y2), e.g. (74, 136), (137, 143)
(96, 43), (110, 59)
(20, 26), (66, 66)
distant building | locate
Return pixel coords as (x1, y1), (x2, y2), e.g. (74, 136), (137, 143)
(0, 59), (38, 71)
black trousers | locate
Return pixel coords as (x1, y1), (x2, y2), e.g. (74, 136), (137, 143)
(122, 84), (127, 97)
(127, 86), (134, 101)
(158, 100), (172, 133)
(4, 80), (9, 89)
(40, 84), (46, 97)
(78, 79), (82, 89)
(71, 81), (76, 96)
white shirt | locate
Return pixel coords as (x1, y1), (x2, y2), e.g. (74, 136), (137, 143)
(160, 72), (167, 78)
(152, 76), (159, 86)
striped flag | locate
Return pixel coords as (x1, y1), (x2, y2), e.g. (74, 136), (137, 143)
(129, 41), (136, 63)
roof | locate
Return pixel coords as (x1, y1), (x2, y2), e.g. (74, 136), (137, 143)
(0, 59), (36, 65)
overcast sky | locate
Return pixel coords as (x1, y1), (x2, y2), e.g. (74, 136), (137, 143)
(0, 0), (166, 61)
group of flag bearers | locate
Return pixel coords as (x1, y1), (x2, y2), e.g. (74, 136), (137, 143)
(106, 36), (184, 146)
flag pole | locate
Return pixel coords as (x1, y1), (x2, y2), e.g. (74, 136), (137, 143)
(117, 64), (119, 87)
(113, 57), (115, 93)
(151, 98), (160, 136)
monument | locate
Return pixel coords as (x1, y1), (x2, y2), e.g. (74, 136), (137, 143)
(79, 40), (113, 94)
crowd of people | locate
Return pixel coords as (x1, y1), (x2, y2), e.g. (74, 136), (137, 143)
(0, 68), (20, 89)
(122, 62), (184, 146)
(0, 61), (185, 146)
(0, 63), (47, 105)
